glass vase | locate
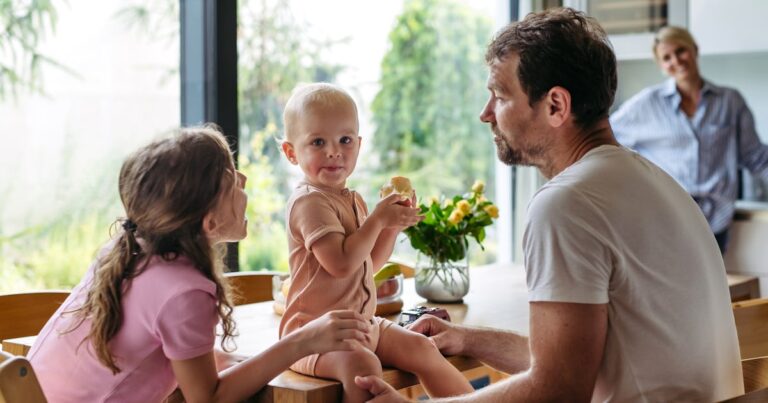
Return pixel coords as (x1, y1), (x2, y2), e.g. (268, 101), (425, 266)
(415, 256), (470, 303)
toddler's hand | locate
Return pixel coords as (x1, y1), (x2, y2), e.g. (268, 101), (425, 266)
(296, 310), (370, 356)
(371, 193), (423, 231)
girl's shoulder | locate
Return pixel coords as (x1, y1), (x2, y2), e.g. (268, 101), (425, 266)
(131, 255), (218, 299)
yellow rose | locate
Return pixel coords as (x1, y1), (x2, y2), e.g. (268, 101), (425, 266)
(484, 204), (499, 219)
(443, 199), (454, 208)
(427, 196), (439, 205)
(472, 180), (485, 194)
(448, 210), (464, 225)
(477, 194), (488, 203)
(456, 199), (471, 215)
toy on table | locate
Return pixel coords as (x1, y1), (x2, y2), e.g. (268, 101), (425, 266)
(398, 306), (451, 327)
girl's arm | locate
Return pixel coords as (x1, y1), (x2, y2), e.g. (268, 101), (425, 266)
(171, 310), (369, 403)
(312, 193), (421, 277)
(213, 349), (247, 371)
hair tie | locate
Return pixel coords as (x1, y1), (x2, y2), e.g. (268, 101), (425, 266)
(122, 219), (138, 233)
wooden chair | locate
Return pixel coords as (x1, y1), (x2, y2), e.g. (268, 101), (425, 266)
(0, 292), (70, 343)
(0, 350), (46, 402)
(733, 298), (768, 359)
(720, 356), (768, 402)
(742, 355), (768, 393)
(224, 271), (279, 306)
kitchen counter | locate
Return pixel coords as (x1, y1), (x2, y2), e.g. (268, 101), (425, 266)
(724, 201), (768, 297)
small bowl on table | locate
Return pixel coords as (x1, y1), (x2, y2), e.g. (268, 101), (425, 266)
(376, 273), (404, 315)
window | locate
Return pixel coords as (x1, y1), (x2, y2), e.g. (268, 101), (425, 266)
(236, 0), (501, 272)
(2, 0), (507, 292)
(1, 1), (180, 292)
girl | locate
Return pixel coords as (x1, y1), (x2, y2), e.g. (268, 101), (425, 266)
(28, 126), (369, 403)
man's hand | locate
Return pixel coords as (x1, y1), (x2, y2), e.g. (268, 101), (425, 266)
(407, 315), (464, 356)
(354, 375), (411, 403)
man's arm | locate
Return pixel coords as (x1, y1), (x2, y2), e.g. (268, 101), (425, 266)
(460, 326), (530, 374)
(408, 316), (530, 374)
(361, 301), (607, 402)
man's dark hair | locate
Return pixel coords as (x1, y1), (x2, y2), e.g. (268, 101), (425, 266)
(486, 7), (617, 130)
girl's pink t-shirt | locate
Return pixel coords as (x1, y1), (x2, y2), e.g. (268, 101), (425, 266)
(28, 253), (219, 403)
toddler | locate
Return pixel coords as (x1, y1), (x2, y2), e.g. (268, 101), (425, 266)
(279, 83), (474, 402)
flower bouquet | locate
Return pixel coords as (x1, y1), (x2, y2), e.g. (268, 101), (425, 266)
(403, 180), (499, 302)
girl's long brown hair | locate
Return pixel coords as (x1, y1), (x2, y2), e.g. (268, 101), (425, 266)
(70, 126), (237, 374)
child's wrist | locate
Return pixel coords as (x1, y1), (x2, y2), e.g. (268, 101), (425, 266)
(383, 227), (399, 235)
(284, 331), (309, 358)
(368, 214), (386, 232)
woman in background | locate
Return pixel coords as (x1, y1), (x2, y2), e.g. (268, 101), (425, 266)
(611, 26), (768, 253)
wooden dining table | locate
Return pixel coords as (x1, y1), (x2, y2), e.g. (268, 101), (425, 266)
(2, 263), (531, 402)
(2, 263), (758, 402)
(222, 262), (530, 402)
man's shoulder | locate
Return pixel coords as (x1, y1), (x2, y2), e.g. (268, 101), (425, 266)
(530, 147), (636, 215)
(549, 146), (631, 184)
(529, 176), (593, 221)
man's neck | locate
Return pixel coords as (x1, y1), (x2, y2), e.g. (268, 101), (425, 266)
(539, 120), (618, 179)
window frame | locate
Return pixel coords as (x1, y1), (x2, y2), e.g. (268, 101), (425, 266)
(180, 0), (240, 270)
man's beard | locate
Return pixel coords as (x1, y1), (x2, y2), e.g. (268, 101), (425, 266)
(492, 126), (526, 166)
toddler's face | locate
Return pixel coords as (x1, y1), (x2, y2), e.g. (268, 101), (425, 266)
(285, 102), (361, 189)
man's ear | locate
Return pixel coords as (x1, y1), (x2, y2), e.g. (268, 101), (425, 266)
(281, 141), (298, 165)
(546, 86), (571, 128)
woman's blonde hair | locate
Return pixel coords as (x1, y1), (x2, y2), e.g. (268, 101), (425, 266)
(70, 125), (237, 374)
(653, 26), (698, 60)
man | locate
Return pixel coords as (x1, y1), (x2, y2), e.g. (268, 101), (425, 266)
(355, 8), (743, 402)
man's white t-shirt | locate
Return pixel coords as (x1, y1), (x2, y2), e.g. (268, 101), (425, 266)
(524, 145), (743, 402)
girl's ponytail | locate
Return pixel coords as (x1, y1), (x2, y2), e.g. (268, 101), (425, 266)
(69, 221), (143, 374)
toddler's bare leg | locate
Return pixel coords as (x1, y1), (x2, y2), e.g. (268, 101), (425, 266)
(376, 324), (473, 397)
(314, 346), (384, 403)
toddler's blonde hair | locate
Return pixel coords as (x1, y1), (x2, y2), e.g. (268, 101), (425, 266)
(283, 83), (358, 141)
